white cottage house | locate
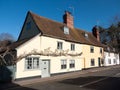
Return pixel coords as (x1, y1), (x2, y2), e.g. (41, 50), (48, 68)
(9, 11), (104, 79)
(104, 47), (120, 66)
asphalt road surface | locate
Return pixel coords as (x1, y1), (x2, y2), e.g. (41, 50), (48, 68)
(5, 66), (120, 90)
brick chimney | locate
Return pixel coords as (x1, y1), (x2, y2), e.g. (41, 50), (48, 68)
(92, 26), (100, 42)
(63, 11), (74, 28)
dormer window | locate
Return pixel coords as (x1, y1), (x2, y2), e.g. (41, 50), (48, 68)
(63, 26), (69, 34)
(84, 32), (88, 38)
(107, 47), (110, 52)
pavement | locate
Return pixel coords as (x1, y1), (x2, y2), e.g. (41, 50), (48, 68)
(1, 65), (120, 90)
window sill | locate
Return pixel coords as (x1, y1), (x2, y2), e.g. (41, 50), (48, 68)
(70, 67), (75, 69)
(24, 68), (40, 71)
(61, 68), (67, 70)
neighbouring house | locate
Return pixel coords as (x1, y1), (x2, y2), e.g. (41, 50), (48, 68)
(9, 11), (104, 79)
(82, 26), (104, 69)
(104, 46), (120, 66)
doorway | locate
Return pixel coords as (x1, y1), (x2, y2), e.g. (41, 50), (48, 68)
(98, 57), (101, 67)
(41, 60), (50, 78)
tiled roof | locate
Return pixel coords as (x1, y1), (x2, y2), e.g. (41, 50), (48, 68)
(30, 11), (104, 47)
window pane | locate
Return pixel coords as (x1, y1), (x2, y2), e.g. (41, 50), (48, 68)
(25, 57), (39, 70)
(114, 59), (116, 64)
(61, 60), (67, 69)
(71, 44), (75, 51)
(108, 59), (111, 64)
(57, 42), (63, 50)
(90, 46), (94, 53)
(33, 57), (39, 69)
(27, 58), (32, 69)
(70, 60), (75, 68)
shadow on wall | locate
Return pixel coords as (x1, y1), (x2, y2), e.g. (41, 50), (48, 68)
(0, 66), (36, 90)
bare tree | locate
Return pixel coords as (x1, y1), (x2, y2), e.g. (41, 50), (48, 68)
(0, 33), (16, 65)
(99, 17), (120, 53)
(0, 33), (15, 42)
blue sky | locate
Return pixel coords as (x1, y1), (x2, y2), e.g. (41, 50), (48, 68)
(0, 0), (120, 39)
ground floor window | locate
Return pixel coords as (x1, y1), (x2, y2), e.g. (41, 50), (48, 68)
(25, 57), (40, 70)
(108, 59), (111, 64)
(61, 60), (67, 69)
(91, 59), (95, 66)
(70, 60), (75, 68)
(113, 59), (116, 64)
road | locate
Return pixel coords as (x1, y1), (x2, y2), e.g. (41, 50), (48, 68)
(5, 66), (120, 90)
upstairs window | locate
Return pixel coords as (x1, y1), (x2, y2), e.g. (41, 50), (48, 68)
(57, 42), (63, 50)
(100, 48), (102, 54)
(90, 46), (94, 53)
(71, 44), (75, 51)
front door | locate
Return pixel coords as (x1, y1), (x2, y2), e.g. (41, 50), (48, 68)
(98, 58), (101, 67)
(41, 60), (50, 78)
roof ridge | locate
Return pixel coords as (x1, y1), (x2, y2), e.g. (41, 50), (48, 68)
(29, 11), (65, 26)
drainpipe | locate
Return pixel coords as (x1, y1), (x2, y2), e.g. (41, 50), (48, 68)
(84, 57), (86, 69)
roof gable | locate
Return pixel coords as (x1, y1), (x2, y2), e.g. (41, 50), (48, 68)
(18, 12), (40, 41)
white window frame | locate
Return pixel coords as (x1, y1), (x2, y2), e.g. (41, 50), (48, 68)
(71, 44), (75, 51)
(25, 57), (40, 70)
(69, 60), (75, 68)
(64, 26), (69, 34)
(61, 60), (67, 69)
(113, 59), (116, 64)
(108, 59), (111, 64)
(90, 46), (94, 53)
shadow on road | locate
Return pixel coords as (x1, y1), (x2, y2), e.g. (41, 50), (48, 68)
(0, 66), (36, 90)
(0, 82), (37, 90)
(59, 76), (120, 90)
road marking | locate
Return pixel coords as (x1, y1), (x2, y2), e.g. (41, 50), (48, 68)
(79, 77), (109, 87)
